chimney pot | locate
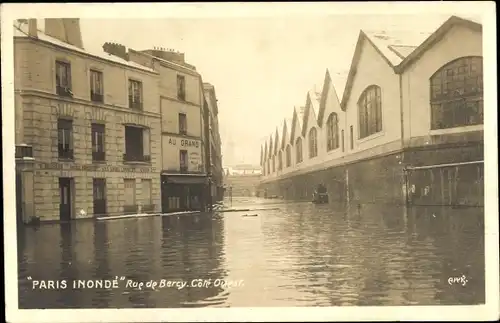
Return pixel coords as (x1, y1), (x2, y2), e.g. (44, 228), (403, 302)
(27, 19), (38, 38)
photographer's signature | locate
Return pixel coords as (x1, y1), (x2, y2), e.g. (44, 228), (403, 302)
(448, 275), (468, 286)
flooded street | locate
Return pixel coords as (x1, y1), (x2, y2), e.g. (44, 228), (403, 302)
(18, 198), (485, 308)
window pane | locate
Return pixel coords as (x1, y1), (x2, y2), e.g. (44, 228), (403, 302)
(430, 57), (483, 129)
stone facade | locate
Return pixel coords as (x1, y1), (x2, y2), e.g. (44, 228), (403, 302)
(258, 16), (484, 207)
(14, 19), (162, 222)
(203, 83), (224, 202)
(127, 48), (214, 212)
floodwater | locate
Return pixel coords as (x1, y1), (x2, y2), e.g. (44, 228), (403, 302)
(17, 197), (485, 308)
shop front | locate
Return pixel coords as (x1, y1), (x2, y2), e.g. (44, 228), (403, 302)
(161, 174), (209, 213)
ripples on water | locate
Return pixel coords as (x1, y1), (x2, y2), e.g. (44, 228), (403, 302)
(17, 197), (485, 308)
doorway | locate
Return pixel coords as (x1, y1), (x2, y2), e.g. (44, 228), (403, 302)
(93, 178), (107, 216)
(59, 177), (73, 221)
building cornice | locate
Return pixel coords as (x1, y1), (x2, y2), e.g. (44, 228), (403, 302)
(160, 95), (201, 108)
(17, 89), (162, 118)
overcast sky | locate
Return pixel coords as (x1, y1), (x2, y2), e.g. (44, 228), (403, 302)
(75, 13), (474, 166)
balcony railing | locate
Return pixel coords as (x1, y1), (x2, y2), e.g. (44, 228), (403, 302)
(180, 166), (188, 173)
(123, 205), (138, 214)
(123, 153), (151, 162)
(91, 91), (104, 103)
(58, 147), (74, 160)
(179, 129), (187, 135)
(56, 85), (73, 98)
(15, 144), (33, 159)
(92, 151), (106, 162)
(128, 96), (143, 110)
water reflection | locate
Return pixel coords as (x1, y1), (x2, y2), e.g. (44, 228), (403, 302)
(18, 198), (484, 308)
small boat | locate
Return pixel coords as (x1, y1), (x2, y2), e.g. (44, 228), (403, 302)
(312, 184), (329, 204)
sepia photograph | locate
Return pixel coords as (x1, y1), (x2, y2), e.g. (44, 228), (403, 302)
(2, 2), (498, 322)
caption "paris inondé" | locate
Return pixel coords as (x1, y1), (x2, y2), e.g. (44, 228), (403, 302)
(27, 276), (244, 290)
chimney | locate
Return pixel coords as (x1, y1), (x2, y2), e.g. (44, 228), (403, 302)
(102, 42), (128, 61)
(144, 47), (186, 65)
(62, 18), (84, 49)
(45, 18), (84, 49)
(28, 19), (38, 38)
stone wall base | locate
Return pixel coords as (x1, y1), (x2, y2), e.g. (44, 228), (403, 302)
(258, 143), (484, 207)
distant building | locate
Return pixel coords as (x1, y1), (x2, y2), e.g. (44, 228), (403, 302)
(224, 164), (262, 176)
(14, 18), (162, 223)
(259, 16), (484, 206)
(203, 83), (224, 202)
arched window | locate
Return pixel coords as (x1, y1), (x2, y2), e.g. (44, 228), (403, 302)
(267, 159), (270, 174)
(309, 127), (318, 158)
(278, 151), (283, 170)
(430, 56), (483, 130)
(326, 113), (339, 151)
(286, 144), (292, 167)
(272, 156), (275, 173)
(358, 85), (382, 139)
(295, 137), (303, 163)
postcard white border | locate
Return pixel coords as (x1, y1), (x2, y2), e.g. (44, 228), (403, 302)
(2, 2), (498, 322)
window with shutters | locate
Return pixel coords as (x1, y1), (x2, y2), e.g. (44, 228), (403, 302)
(91, 123), (105, 162)
(178, 113), (187, 135)
(177, 75), (186, 101)
(90, 70), (104, 102)
(58, 119), (73, 159)
(128, 79), (143, 110)
(56, 61), (72, 97)
(180, 150), (188, 173)
(124, 179), (137, 213)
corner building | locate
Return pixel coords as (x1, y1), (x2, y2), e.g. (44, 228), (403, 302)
(127, 48), (209, 212)
(14, 19), (162, 223)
